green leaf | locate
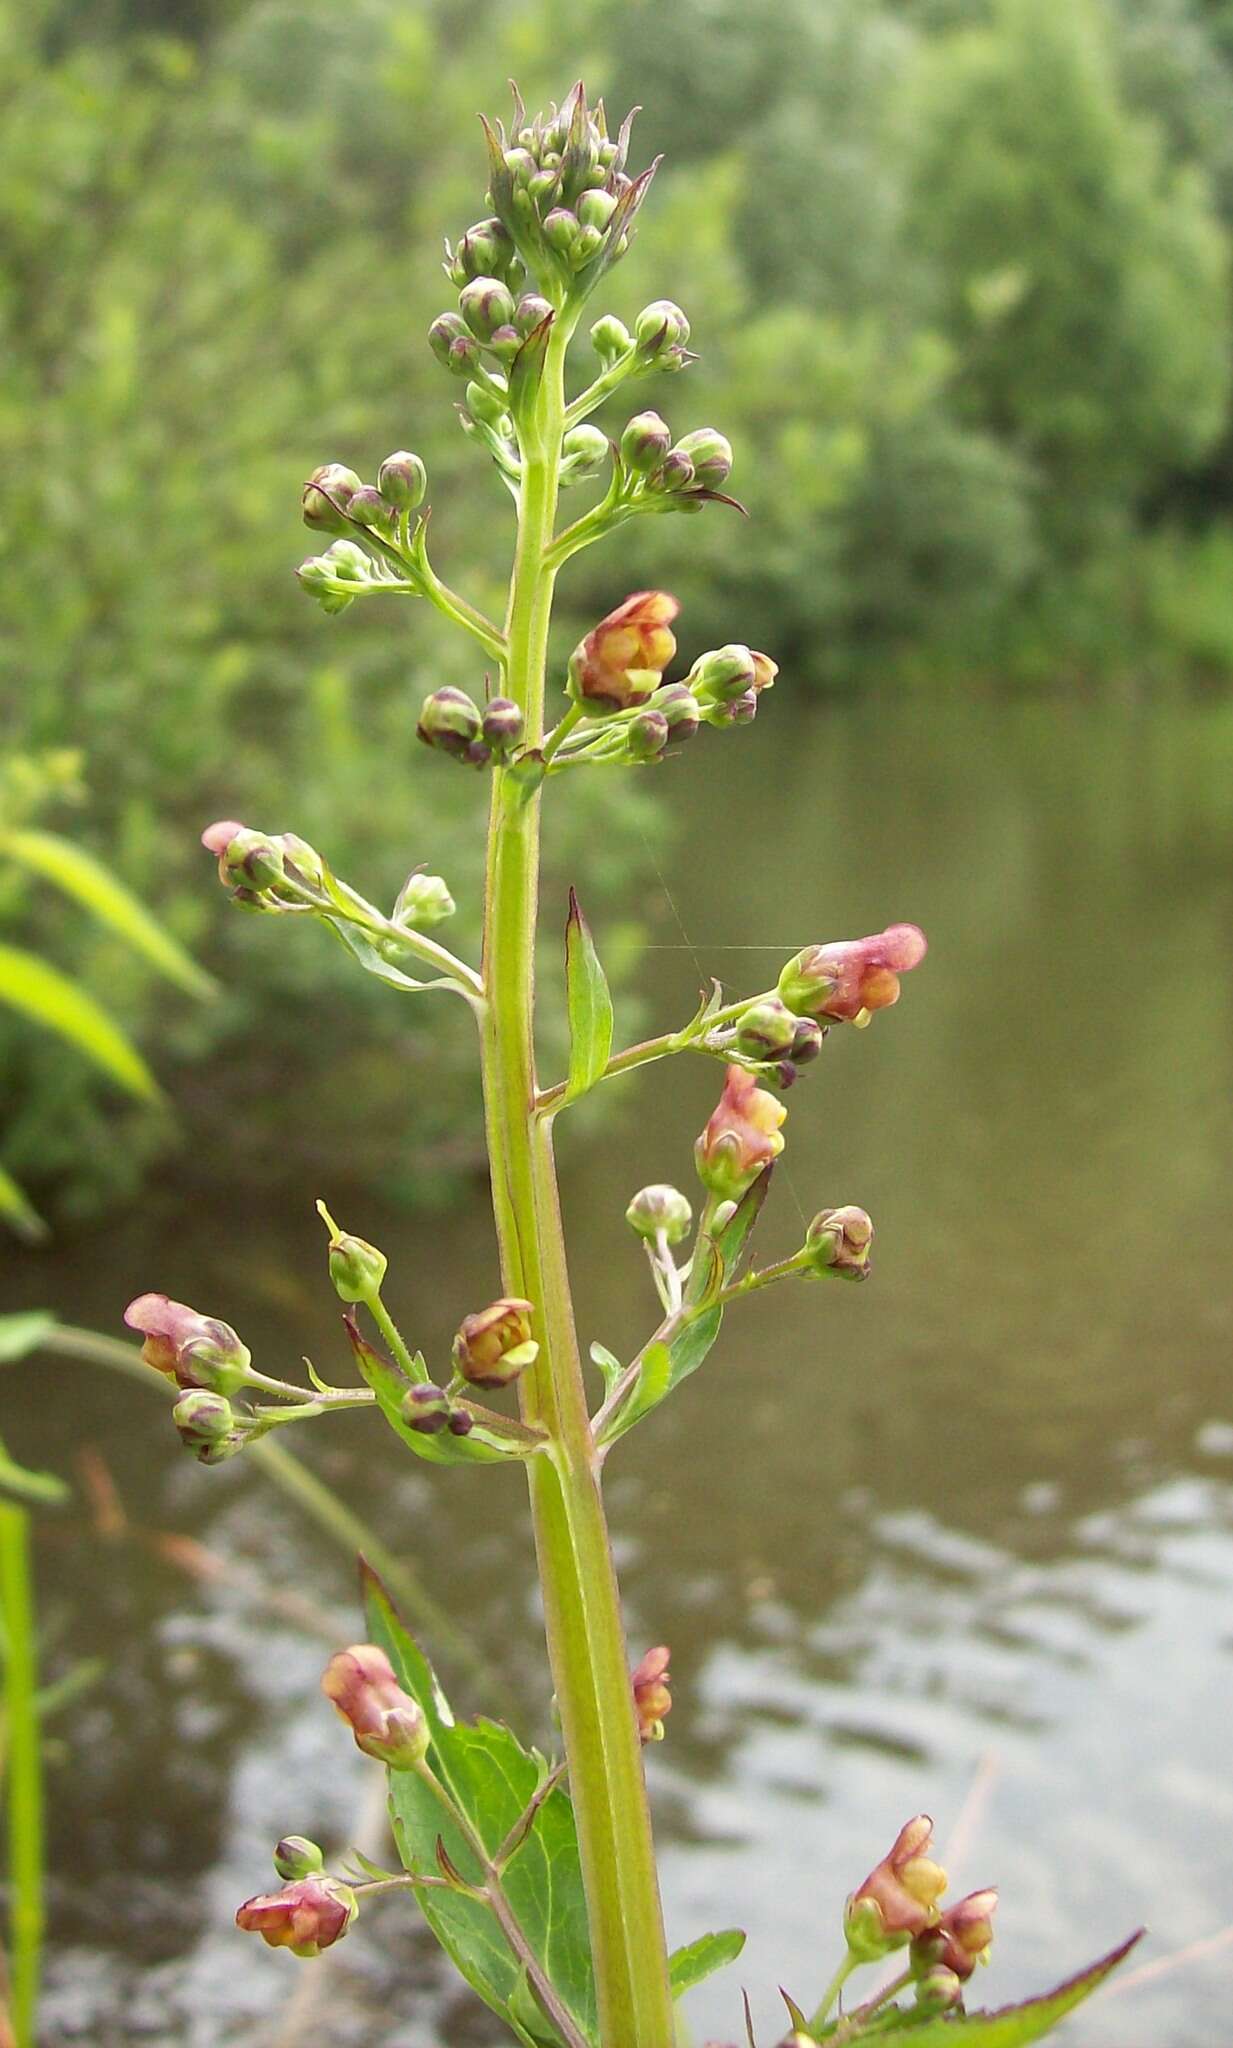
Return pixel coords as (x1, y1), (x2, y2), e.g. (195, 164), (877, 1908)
(0, 943), (161, 1101)
(563, 889), (613, 1104)
(0, 1313), (56, 1365)
(326, 919), (462, 994)
(669, 1927), (746, 2001)
(343, 1311), (510, 1467)
(0, 1441), (68, 1509)
(860, 1933), (1142, 2047)
(714, 1166), (773, 1284)
(604, 1340), (671, 1444)
(588, 1342), (624, 1395)
(0, 1167), (48, 1244)
(666, 1304), (724, 1392)
(0, 828), (215, 998)
(362, 1565), (598, 2046)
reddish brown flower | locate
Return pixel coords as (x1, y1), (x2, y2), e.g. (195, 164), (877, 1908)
(321, 1643), (428, 1770)
(123, 1293), (251, 1394)
(778, 923), (927, 1025)
(846, 1815), (948, 1956)
(452, 1298), (537, 1389)
(235, 1876), (356, 1957)
(568, 590), (680, 713)
(631, 1645), (672, 1742)
(914, 1888), (998, 1981)
(694, 1065), (787, 1198)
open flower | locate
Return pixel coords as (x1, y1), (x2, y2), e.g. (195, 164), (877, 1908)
(778, 923), (927, 1025)
(321, 1644), (429, 1769)
(695, 1065), (786, 1198)
(235, 1876), (356, 1957)
(913, 1888), (998, 1981)
(123, 1293), (252, 1395)
(568, 590), (680, 713)
(845, 1815), (948, 1958)
(631, 1646), (672, 1742)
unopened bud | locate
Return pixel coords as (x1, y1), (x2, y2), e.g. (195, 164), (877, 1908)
(377, 451), (427, 510)
(236, 1876), (357, 1958)
(621, 410), (672, 474)
(453, 1298), (537, 1389)
(465, 377), (511, 430)
(804, 1206), (873, 1280)
(672, 428), (732, 489)
(346, 486), (395, 533)
(631, 1645), (672, 1743)
(915, 1966), (963, 2014)
(560, 424), (609, 485)
(706, 689), (758, 728)
(302, 464), (362, 534)
(790, 1017), (825, 1065)
(515, 293), (554, 335)
(636, 299), (691, 353)
(650, 683), (700, 746)
(417, 687), (484, 759)
(402, 1383), (451, 1435)
(172, 1389), (237, 1456)
(448, 216), (516, 284)
(543, 207), (579, 255)
(656, 448), (695, 492)
(321, 1644), (430, 1770)
(577, 188), (618, 232)
(626, 707), (669, 760)
(482, 697), (524, 761)
(327, 1232), (388, 1304)
(274, 1836), (325, 1881)
(428, 312), (480, 375)
(592, 314), (633, 364)
(393, 872), (456, 928)
(459, 275), (516, 341)
(689, 644), (758, 704)
(735, 997), (797, 1061)
(625, 1184), (693, 1245)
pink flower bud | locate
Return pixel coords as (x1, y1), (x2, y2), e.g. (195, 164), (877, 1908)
(631, 1645), (672, 1742)
(235, 1875), (356, 1957)
(123, 1293), (252, 1395)
(778, 923), (927, 1025)
(845, 1815), (948, 1957)
(694, 1065), (786, 1199)
(321, 1644), (429, 1770)
(568, 590), (680, 714)
(913, 1888), (998, 1981)
(452, 1298), (537, 1389)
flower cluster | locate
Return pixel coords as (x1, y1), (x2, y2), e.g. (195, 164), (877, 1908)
(123, 1293), (259, 1463)
(844, 1814), (997, 1994)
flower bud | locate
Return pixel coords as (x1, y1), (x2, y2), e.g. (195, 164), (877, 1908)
(172, 1388), (239, 1461)
(393, 872), (456, 929)
(515, 292), (554, 335)
(688, 644), (758, 705)
(650, 682), (700, 746)
(459, 274), (516, 341)
(236, 1876), (357, 1958)
(321, 1644), (430, 1770)
(626, 707), (669, 761)
(543, 206), (580, 255)
(706, 689), (758, 728)
(428, 311), (480, 375)
(448, 1407), (474, 1437)
(656, 448), (695, 492)
(790, 1017), (825, 1065)
(345, 485), (395, 534)
(568, 590), (679, 715)
(636, 299), (691, 354)
(845, 1816), (948, 1959)
(206, 823), (285, 892)
(778, 924), (928, 1024)
(804, 1206), (873, 1280)
(417, 686), (484, 759)
(625, 1183), (693, 1246)
(560, 424), (609, 485)
(274, 1836), (325, 1881)
(481, 697), (525, 761)
(671, 428), (732, 489)
(577, 188), (618, 232)
(448, 216), (516, 285)
(453, 1298), (538, 1389)
(735, 997), (797, 1061)
(326, 1231), (388, 1304)
(915, 1965), (964, 2013)
(124, 1293), (253, 1395)
(377, 450), (427, 510)
(631, 1645), (671, 1743)
(621, 410), (672, 474)
(912, 1890), (998, 1982)
(302, 464), (362, 534)
(591, 314), (632, 365)
(465, 376), (511, 430)
(401, 1383), (452, 1435)
(694, 1066), (786, 1199)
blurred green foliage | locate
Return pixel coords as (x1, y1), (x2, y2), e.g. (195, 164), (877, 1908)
(2, 0), (1232, 1217)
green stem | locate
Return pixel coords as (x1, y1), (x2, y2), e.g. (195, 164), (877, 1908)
(478, 312), (675, 2048)
(809, 1951), (862, 2034)
(0, 1476), (42, 2048)
(537, 993), (772, 1114)
(364, 1295), (429, 1384)
(562, 348), (637, 428)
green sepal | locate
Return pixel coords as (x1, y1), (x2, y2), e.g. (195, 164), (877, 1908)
(668, 1927), (746, 2001)
(563, 889), (614, 1103)
(361, 1564), (598, 2046)
(816, 1933), (1142, 2045)
(342, 1311), (510, 1466)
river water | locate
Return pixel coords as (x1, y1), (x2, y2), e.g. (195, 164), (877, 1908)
(4, 696), (1233, 2045)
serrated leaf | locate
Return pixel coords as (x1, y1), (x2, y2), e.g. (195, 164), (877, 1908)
(669, 1928), (746, 2001)
(862, 1933), (1142, 2047)
(0, 1167), (47, 1243)
(0, 1313), (56, 1365)
(1, 828), (215, 998)
(362, 1565), (598, 2046)
(563, 890), (613, 1104)
(588, 1342), (624, 1394)
(0, 944), (160, 1100)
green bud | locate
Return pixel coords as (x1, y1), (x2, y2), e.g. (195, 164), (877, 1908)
(735, 998), (797, 1061)
(393, 872), (455, 929)
(915, 1968), (963, 2015)
(621, 410), (672, 473)
(465, 376), (511, 430)
(302, 464), (362, 534)
(219, 827), (286, 893)
(591, 314), (633, 365)
(345, 486), (395, 533)
(503, 146), (537, 183)
(790, 1017), (825, 1065)
(706, 689), (758, 727)
(321, 538), (372, 583)
(560, 424), (609, 485)
(327, 1231), (388, 1304)
(416, 687), (483, 759)
(377, 451), (427, 510)
(172, 1389), (247, 1463)
(649, 682), (700, 746)
(626, 707), (669, 760)
(656, 448), (696, 492)
(481, 697), (525, 760)
(515, 292), (554, 335)
(428, 312), (480, 375)
(577, 188), (618, 232)
(528, 167), (560, 209)
(688, 644), (758, 703)
(543, 207), (579, 254)
(447, 216), (516, 285)
(672, 427), (732, 489)
(635, 299), (691, 353)
(569, 224), (604, 268)
(459, 274), (516, 341)
(401, 1383), (451, 1435)
(625, 1183), (693, 1245)
(274, 1836), (325, 1881)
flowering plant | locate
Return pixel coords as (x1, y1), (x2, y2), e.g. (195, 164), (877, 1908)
(122, 83), (1137, 2047)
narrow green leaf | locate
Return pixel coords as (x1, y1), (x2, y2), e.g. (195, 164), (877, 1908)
(588, 1342), (624, 1394)
(0, 1168), (48, 1244)
(667, 1304), (724, 1392)
(1, 828), (215, 998)
(0, 944), (160, 1101)
(563, 889), (613, 1104)
(326, 919), (460, 994)
(0, 1315), (56, 1366)
(863, 1932), (1142, 2047)
(715, 1166), (773, 1283)
(669, 1928), (746, 2001)
(362, 1566), (598, 2045)
(0, 1445), (68, 1509)
(619, 1340), (672, 1431)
